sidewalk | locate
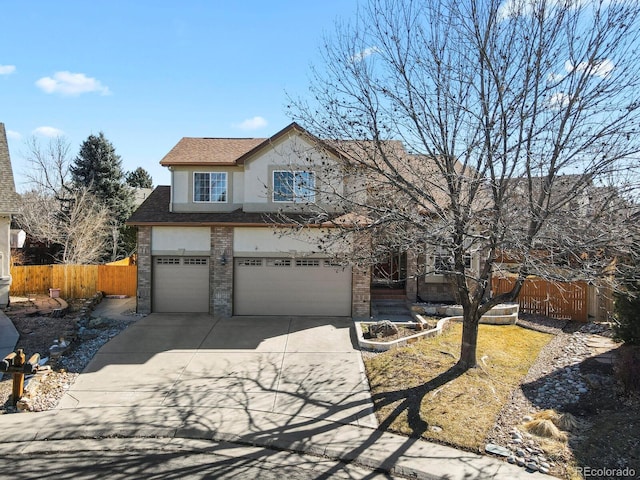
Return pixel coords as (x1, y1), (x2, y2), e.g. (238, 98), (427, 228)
(0, 405), (546, 479)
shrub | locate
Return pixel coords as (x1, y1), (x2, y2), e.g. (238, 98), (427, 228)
(613, 281), (640, 345)
(523, 418), (568, 442)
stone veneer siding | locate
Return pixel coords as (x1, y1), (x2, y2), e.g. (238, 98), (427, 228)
(405, 249), (418, 302)
(211, 226), (233, 317)
(136, 226), (152, 314)
(351, 265), (371, 319)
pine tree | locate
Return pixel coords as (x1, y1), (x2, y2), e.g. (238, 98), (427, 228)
(126, 167), (153, 189)
(71, 132), (135, 260)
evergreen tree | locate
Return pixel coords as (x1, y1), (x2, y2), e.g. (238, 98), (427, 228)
(126, 167), (153, 189)
(614, 281), (640, 345)
(71, 132), (135, 260)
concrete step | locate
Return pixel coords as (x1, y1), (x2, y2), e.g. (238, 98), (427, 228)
(372, 300), (412, 317)
(371, 288), (406, 300)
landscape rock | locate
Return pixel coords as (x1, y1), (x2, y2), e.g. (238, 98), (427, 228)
(88, 317), (109, 328)
(485, 318), (624, 478)
(369, 320), (399, 338)
(485, 443), (511, 457)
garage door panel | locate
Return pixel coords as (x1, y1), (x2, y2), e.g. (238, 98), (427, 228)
(153, 257), (209, 313)
(234, 258), (351, 316)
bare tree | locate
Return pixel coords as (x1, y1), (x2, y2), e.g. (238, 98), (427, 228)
(18, 188), (111, 264)
(16, 137), (112, 264)
(21, 136), (74, 200)
(290, 0), (640, 370)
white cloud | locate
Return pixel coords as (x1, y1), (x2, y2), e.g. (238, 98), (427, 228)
(6, 130), (22, 140)
(32, 126), (65, 137)
(547, 72), (565, 84)
(233, 116), (268, 131)
(549, 92), (571, 108)
(35, 71), (111, 96)
(0, 64), (16, 75)
(499, 0), (591, 19)
(350, 46), (380, 63)
(566, 58), (614, 78)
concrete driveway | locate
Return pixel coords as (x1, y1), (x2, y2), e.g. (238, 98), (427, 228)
(58, 314), (377, 428)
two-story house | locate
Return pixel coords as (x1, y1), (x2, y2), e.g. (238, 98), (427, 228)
(128, 122), (474, 317)
(0, 123), (20, 308)
(128, 123), (373, 317)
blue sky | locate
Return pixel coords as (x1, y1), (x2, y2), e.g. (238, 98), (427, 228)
(0, 1), (359, 191)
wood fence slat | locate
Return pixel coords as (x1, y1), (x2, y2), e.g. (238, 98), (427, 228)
(10, 264), (137, 299)
(492, 276), (589, 322)
(97, 265), (137, 296)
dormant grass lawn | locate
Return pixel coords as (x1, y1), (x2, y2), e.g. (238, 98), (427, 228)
(364, 323), (552, 451)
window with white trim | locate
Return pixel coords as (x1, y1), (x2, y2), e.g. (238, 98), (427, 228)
(194, 172), (227, 203)
(273, 170), (315, 203)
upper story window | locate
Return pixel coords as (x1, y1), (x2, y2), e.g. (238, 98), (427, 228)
(273, 170), (316, 203)
(194, 172), (227, 203)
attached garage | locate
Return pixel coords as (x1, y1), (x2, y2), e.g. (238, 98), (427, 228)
(152, 256), (209, 313)
(234, 257), (352, 316)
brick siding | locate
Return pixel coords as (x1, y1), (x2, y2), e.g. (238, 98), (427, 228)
(351, 265), (371, 319)
(211, 226), (233, 317)
(136, 226), (152, 314)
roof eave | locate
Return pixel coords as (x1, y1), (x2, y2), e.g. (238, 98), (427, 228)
(159, 161), (239, 167)
(126, 220), (338, 228)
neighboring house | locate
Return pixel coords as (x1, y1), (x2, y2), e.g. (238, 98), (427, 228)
(127, 123), (464, 316)
(0, 123), (20, 308)
(132, 187), (154, 207)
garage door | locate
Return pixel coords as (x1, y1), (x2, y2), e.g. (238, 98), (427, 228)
(234, 258), (352, 316)
(153, 257), (209, 313)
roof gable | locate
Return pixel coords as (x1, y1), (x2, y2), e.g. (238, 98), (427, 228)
(159, 123), (347, 168)
(0, 123), (19, 214)
(160, 136), (266, 166)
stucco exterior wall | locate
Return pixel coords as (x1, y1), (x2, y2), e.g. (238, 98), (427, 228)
(151, 226), (211, 255)
(170, 166), (243, 213)
(0, 216), (11, 307)
(241, 135), (344, 213)
(233, 226), (348, 257)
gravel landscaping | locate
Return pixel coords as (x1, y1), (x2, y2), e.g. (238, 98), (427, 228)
(0, 296), (137, 413)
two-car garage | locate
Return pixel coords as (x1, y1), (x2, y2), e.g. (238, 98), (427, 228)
(151, 255), (352, 316)
(233, 257), (352, 316)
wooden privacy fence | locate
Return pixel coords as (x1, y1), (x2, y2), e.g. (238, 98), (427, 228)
(492, 276), (589, 322)
(10, 264), (137, 298)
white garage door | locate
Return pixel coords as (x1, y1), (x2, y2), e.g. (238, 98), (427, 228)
(153, 257), (209, 313)
(234, 258), (352, 316)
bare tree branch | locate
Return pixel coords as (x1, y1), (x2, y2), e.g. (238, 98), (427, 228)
(288, 0), (640, 370)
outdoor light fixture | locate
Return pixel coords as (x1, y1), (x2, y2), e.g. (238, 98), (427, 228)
(219, 252), (227, 266)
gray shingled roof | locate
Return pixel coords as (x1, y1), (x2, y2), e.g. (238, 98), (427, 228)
(127, 186), (331, 226)
(0, 123), (20, 214)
